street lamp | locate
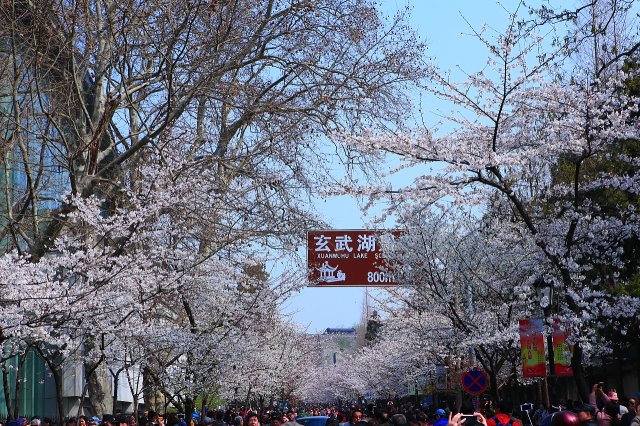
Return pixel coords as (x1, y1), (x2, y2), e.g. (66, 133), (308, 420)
(533, 278), (556, 405)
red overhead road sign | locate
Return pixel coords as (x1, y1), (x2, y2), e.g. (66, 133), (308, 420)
(307, 230), (399, 287)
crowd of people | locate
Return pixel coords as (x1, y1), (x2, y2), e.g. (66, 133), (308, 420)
(1, 383), (639, 426)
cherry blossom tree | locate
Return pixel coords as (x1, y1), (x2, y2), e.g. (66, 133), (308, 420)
(311, 209), (539, 400)
(0, 0), (428, 416)
(337, 1), (640, 400)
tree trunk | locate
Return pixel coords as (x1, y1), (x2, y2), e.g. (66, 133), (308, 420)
(14, 351), (28, 418)
(53, 366), (65, 423)
(143, 366), (160, 413)
(112, 368), (122, 414)
(35, 346), (65, 422)
(185, 397), (194, 424)
(488, 369), (500, 400)
(86, 363), (111, 416)
(3, 360), (14, 419)
(571, 343), (589, 401)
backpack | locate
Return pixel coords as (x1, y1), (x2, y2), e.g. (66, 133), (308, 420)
(492, 416), (516, 426)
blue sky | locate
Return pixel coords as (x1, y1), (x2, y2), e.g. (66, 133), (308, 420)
(282, 0), (520, 333)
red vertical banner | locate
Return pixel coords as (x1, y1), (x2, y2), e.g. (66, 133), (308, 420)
(552, 319), (573, 376)
(519, 319), (547, 377)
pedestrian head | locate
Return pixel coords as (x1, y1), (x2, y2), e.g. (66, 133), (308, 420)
(575, 403), (596, 423)
(604, 401), (619, 418)
(246, 413), (259, 426)
(270, 416), (283, 426)
(390, 414), (407, 426)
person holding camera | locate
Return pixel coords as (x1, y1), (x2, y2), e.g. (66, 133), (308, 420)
(589, 383), (622, 426)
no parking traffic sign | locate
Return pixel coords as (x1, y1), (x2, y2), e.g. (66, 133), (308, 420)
(461, 369), (489, 395)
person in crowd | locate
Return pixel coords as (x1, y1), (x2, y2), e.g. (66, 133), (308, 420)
(460, 402), (483, 426)
(146, 413), (159, 426)
(283, 411), (301, 426)
(375, 408), (391, 426)
(447, 412), (488, 426)
(622, 399), (638, 426)
(487, 401), (521, 426)
(271, 415), (284, 426)
(262, 414), (272, 426)
(212, 412), (225, 426)
(349, 410), (364, 426)
(534, 405), (549, 426)
(597, 401), (622, 426)
(433, 410), (448, 426)
(234, 416), (243, 426)
(630, 400), (640, 426)
(338, 413), (349, 426)
(390, 414), (407, 426)
(103, 415), (118, 426)
(577, 403), (598, 426)
(327, 413), (341, 426)
(591, 384), (612, 412)
(246, 414), (260, 426)
(164, 414), (180, 426)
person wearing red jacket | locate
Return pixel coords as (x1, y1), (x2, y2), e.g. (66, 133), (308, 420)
(486, 402), (522, 426)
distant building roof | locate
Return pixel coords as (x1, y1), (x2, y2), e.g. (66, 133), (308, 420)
(324, 327), (356, 334)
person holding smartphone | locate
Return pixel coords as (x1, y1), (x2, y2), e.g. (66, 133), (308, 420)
(447, 412), (489, 426)
(459, 402), (483, 426)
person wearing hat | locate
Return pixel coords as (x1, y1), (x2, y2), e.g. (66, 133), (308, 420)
(577, 403), (598, 426)
(590, 384), (619, 413)
(433, 409), (448, 426)
(597, 401), (622, 426)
